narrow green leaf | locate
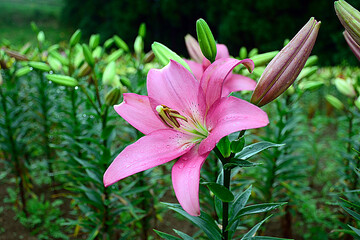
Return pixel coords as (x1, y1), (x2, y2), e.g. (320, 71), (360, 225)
(203, 182), (234, 202)
(224, 159), (261, 170)
(153, 229), (182, 240)
(348, 225), (360, 237)
(163, 203), (222, 240)
(236, 142), (285, 160)
(241, 215), (272, 240)
(340, 203), (360, 221)
(173, 229), (194, 240)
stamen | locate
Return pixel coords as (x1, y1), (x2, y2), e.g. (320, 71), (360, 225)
(156, 105), (187, 129)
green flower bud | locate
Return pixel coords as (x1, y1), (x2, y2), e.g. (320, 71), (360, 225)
(297, 66), (318, 81)
(49, 50), (69, 66)
(82, 44), (95, 67)
(31, 21), (39, 33)
(78, 63), (92, 77)
(138, 23), (146, 38)
(106, 49), (123, 63)
(48, 56), (62, 72)
(104, 38), (114, 49)
(248, 48), (258, 58)
(28, 61), (51, 72)
(3, 48), (28, 61)
(239, 46), (247, 59)
(103, 61), (116, 86)
(304, 55), (318, 67)
(46, 74), (78, 87)
(113, 35), (129, 52)
(299, 81), (324, 91)
(196, 18), (217, 63)
(134, 36), (144, 56)
(120, 76), (131, 89)
(69, 29), (81, 47)
(143, 51), (155, 63)
(250, 51), (279, 67)
(334, 78), (356, 97)
(37, 31), (45, 43)
(15, 66), (32, 77)
(355, 96), (360, 110)
(89, 34), (100, 50)
(47, 44), (59, 53)
(92, 46), (103, 59)
(151, 42), (191, 72)
(105, 87), (122, 106)
(325, 94), (344, 110)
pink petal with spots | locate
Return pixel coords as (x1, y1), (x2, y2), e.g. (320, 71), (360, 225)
(172, 145), (209, 216)
(104, 129), (195, 187)
(199, 96), (268, 155)
(114, 93), (165, 134)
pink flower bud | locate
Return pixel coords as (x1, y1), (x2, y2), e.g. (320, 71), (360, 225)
(251, 18), (321, 107)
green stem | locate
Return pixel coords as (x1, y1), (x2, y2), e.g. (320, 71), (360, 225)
(79, 85), (101, 116)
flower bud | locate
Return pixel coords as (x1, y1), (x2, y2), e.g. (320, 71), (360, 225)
(251, 18), (321, 107)
(103, 61), (116, 86)
(185, 34), (203, 63)
(138, 23), (146, 38)
(134, 36), (143, 56)
(325, 94), (344, 110)
(343, 30), (360, 61)
(304, 55), (318, 67)
(297, 66), (318, 81)
(335, 0), (360, 46)
(248, 48), (258, 58)
(239, 46), (247, 59)
(355, 96), (360, 110)
(105, 87), (122, 106)
(46, 74), (78, 87)
(120, 76), (131, 89)
(334, 78), (356, 97)
(48, 56), (62, 72)
(196, 18), (217, 63)
(49, 50), (69, 66)
(28, 61), (51, 72)
(250, 51), (279, 67)
(82, 44), (95, 67)
(78, 63), (92, 77)
(3, 48), (28, 61)
(15, 66), (32, 77)
(106, 49), (123, 63)
(104, 38), (114, 49)
(70, 29), (81, 47)
(89, 34), (100, 50)
(113, 35), (129, 52)
(143, 51), (155, 63)
(151, 42), (191, 72)
(299, 81), (324, 91)
(37, 31), (45, 44)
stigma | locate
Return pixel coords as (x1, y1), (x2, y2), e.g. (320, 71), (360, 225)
(156, 105), (187, 129)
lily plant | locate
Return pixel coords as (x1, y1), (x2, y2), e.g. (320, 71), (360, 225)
(103, 58), (269, 216)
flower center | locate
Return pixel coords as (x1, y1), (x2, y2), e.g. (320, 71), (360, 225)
(156, 105), (188, 129)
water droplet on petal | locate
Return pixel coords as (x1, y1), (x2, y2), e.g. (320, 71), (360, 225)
(178, 163), (184, 169)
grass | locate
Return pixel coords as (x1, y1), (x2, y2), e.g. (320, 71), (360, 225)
(0, 0), (72, 46)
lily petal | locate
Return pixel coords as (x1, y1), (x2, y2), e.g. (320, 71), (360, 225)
(114, 93), (165, 134)
(199, 96), (269, 155)
(172, 145), (209, 216)
(201, 58), (255, 109)
(147, 60), (206, 122)
(184, 59), (204, 81)
(104, 129), (195, 187)
(185, 34), (204, 63)
(221, 74), (257, 97)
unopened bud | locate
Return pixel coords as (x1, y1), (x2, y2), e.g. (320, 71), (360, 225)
(251, 18), (321, 107)
(37, 31), (45, 44)
(28, 61), (51, 72)
(15, 66), (32, 77)
(104, 38), (114, 49)
(299, 81), (324, 91)
(143, 51), (155, 63)
(89, 34), (100, 50)
(46, 74), (78, 87)
(82, 44), (95, 67)
(335, 0), (360, 46)
(48, 56), (62, 72)
(49, 50), (69, 66)
(297, 66), (318, 81)
(134, 36), (143, 56)
(304, 55), (318, 67)
(355, 96), (360, 110)
(334, 78), (356, 97)
(185, 34), (203, 63)
(3, 48), (28, 61)
(70, 29), (81, 47)
(196, 18), (217, 63)
(151, 42), (191, 72)
(250, 51), (279, 67)
(105, 87), (122, 106)
(239, 47), (247, 59)
(325, 94), (344, 110)
(78, 63), (92, 77)
(248, 48), (258, 58)
(138, 23), (146, 38)
(113, 35), (129, 52)
(92, 46), (103, 59)
(103, 61), (116, 86)
(120, 77), (131, 89)
(106, 49), (123, 63)
(343, 30), (360, 61)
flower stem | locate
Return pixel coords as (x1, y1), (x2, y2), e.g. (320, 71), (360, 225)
(222, 167), (231, 240)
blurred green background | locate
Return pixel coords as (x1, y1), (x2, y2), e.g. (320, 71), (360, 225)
(1, 0), (360, 65)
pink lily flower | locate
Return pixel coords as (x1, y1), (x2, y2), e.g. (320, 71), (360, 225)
(184, 34), (257, 97)
(103, 58), (269, 216)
